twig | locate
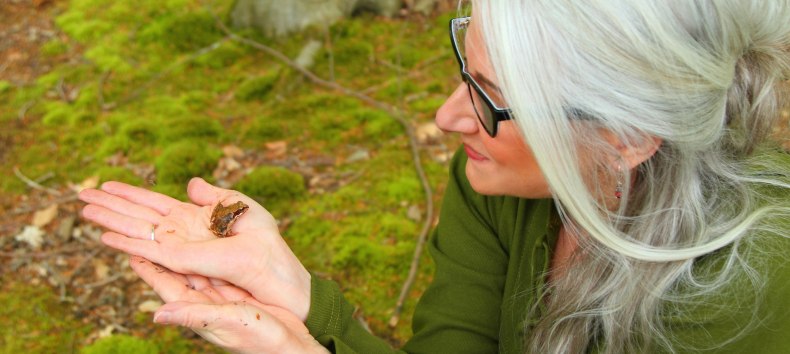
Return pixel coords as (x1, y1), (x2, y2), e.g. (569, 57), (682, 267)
(360, 53), (448, 95)
(10, 193), (79, 215)
(18, 99), (36, 120)
(323, 23), (335, 82)
(211, 11), (435, 327)
(13, 166), (61, 196)
(0, 244), (85, 258)
(81, 273), (124, 290)
(56, 76), (72, 103)
(97, 70), (113, 110)
(64, 248), (102, 285)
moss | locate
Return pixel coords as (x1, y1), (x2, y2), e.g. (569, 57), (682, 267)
(85, 43), (132, 73)
(355, 108), (401, 140)
(155, 140), (221, 185)
(160, 115), (223, 142)
(41, 39), (69, 57)
(332, 40), (375, 66)
(80, 334), (159, 354)
(243, 116), (286, 141)
(409, 96), (446, 115)
(0, 80), (12, 95)
(193, 41), (248, 69)
(234, 166), (306, 212)
(0, 282), (92, 353)
(235, 69), (281, 102)
(96, 166), (144, 185)
(140, 96), (190, 118)
(152, 183), (187, 201)
(159, 11), (224, 52)
(178, 91), (212, 110)
(96, 119), (160, 159)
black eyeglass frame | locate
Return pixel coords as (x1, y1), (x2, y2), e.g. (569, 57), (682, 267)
(450, 16), (513, 137)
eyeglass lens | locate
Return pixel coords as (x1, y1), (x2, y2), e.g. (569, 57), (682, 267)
(452, 18), (499, 136)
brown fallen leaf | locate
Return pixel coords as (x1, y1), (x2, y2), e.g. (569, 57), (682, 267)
(32, 204), (58, 227)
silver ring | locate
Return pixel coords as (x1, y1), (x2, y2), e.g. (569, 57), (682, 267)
(150, 225), (156, 241)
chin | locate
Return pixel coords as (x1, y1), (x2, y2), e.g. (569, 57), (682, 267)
(465, 163), (501, 196)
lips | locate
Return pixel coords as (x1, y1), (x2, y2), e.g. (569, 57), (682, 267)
(464, 144), (487, 161)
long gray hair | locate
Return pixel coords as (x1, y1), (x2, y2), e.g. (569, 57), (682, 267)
(476, 0), (790, 352)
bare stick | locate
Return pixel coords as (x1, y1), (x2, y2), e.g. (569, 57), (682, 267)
(13, 166), (61, 196)
(18, 100), (36, 120)
(212, 14), (435, 327)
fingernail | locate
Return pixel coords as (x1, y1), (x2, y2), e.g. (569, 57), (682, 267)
(153, 312), (169, 324)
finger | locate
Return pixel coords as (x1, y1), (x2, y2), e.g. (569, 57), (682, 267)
(101, 181), (182, 216)
(129, 256), (197, 303)
(83, 204), (154, 240)
(102, 231), (162, 259)
(79, 188), (164, 224)
(154, 301), (275, 332)
(153, 301), (226, 329)
(103, 231), (216, 278)
(187, 177), (237, 207)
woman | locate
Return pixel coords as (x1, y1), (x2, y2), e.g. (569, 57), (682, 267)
(80, 0), (790, 352)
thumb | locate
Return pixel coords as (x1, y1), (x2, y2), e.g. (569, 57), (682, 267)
(187, 177), (226, 207)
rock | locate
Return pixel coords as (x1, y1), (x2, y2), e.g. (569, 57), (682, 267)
(230, 0), (401, 37)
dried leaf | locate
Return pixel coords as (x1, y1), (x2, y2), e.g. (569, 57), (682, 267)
(222, 145), (245, 159)
(98, 325), (115, 338)
(94, 259), (110, 280)
(75, 175), (100, 192)
(138, 300), (162, 313)
(32, 204), (58, 227)
(265, 140), (288, 158)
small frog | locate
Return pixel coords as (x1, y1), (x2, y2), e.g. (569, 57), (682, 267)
(209, 200), (249, 237)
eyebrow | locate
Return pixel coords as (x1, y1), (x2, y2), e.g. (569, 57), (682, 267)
(471, 70), (503, 95)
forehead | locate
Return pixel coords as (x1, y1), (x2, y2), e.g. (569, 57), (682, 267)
(464, 16), (493, 68)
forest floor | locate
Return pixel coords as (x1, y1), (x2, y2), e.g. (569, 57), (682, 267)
(1, 0), (459, 351)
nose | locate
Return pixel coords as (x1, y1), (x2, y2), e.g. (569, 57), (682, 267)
(435, 83), (479, 135)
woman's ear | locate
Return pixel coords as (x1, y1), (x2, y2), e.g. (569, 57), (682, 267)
(600, 130), (663, 169)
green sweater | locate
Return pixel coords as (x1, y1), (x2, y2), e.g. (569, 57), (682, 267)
(305, 150), (790, 353)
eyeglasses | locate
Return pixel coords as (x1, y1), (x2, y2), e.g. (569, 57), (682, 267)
(450, 16), (513, 137)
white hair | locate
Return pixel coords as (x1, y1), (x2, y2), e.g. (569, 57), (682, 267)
(476, 0), (790, 352)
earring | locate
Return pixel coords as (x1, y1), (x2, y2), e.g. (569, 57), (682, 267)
(614, 164), (623, 199)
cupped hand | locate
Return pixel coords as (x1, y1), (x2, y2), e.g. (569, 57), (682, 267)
(79, 178), (312, 320)
(129, 255), (327, 354)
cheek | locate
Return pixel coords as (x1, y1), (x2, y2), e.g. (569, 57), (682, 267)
(484, 123), (534, 170)
(483, 123), (551, 197)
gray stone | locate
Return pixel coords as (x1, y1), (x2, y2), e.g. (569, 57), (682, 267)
(230, 0), (404, 37)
